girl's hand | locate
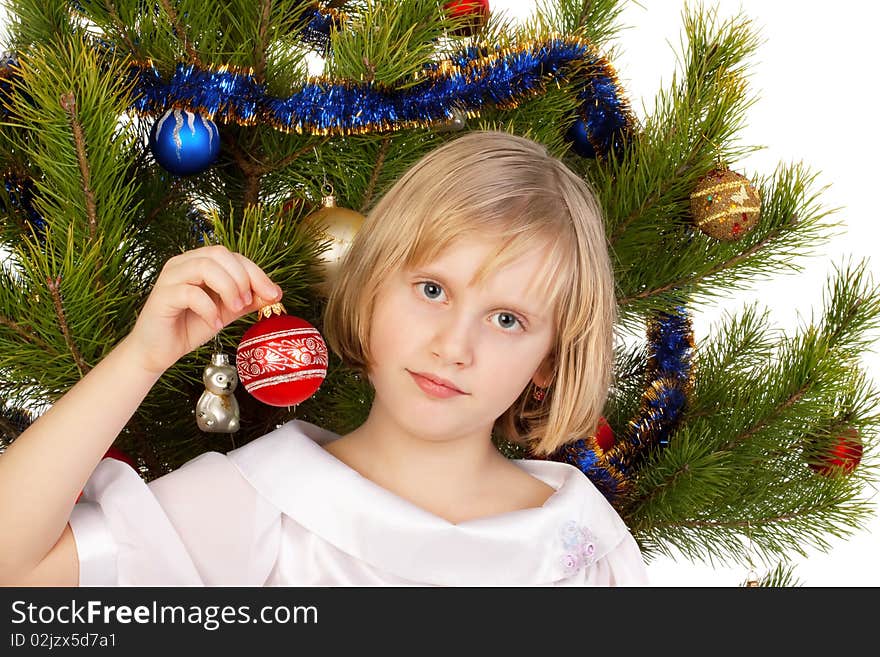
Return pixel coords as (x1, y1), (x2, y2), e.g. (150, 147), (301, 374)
(124, 245), (283, 375)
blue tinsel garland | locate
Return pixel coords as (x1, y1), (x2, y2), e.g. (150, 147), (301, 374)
(126, 34), (632, 159)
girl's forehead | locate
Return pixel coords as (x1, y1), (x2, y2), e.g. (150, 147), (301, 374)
(409, 233), (531, 273)
(403, 235), (560, 309)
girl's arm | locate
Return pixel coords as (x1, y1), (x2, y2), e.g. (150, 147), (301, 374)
(0, 245), (281, 585)
(0, 336), (161, 585)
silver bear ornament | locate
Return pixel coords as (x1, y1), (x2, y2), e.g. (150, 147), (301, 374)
(196, 353), (240, 433)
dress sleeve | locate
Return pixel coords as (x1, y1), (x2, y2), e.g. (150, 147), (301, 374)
(68, 451), (281, 586)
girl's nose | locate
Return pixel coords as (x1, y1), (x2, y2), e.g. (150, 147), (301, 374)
(430, 313), (475, 367)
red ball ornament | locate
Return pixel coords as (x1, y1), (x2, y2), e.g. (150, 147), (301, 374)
(443, 0), (490, 37)
(808, 427), (863, 476)
(595, 416), (615, 452)
(236, 303), (328, 407)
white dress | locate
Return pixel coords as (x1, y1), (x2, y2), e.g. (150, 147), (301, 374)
(69, 419), (649, 586)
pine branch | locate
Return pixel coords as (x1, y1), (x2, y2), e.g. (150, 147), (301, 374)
(222, 131), (331, 205)
(576, 0), (593, 28)
(253, 0), (273, 83)
(606, 69), (753, 247)
(359, 135), (391, 212)
(268, 138), (332, 176)
(254, 139), (332, 178)
(219, 129), (263, 207)
(222, 132), (259, 177)
(143, 182), (187, 229)
(159, 0), (203, 66)
(328, 0), (452, 85)
(621, 254), (880, 545)
(45, 274), (90, 376)
(609, 160), (839, 339)
(652, 508), (833, 531)
(100, 0), (143, 60)
(0, 313), (54, 352)
(4, 0), (75, 50)
(747, 561), (803, 587)
(525, 0), (627, 46)
(597, 6), (761, 250)
(59, 92), (97, 243)
(243, 173), (261, 208)
(617, 225), (780, 307)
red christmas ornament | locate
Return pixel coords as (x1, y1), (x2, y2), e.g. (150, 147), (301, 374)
(808, 427), (863, 476)
(595, 416), (615, 452)
(443, 0), (490, 37)
(236, 303), (328, 407)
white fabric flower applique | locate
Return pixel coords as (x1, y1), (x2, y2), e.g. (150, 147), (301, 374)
(559, 520), (597, 575)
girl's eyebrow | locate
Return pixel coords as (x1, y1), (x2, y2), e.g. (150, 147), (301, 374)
(410, 268), (544, 321)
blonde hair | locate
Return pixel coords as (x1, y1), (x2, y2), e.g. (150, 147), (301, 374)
(323, 130), (617, 457)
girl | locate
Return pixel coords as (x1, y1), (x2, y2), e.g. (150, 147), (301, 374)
(0, 131), (648, 586)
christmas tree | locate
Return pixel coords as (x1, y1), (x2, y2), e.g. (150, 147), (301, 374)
(0, 0), (877, 586)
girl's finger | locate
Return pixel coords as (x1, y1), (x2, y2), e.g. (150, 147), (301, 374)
(169, 284), (224, 332)
(201, 245), (254, 305)
(164, 257), (248, 314)
(232, 252), (282, 302)
(165, 245), (253, 307)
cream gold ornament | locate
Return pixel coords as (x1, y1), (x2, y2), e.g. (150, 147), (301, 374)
(301, 183), (365, 296)
(689, 164), (761, 241)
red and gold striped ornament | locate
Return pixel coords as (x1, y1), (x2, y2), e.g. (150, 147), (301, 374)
(236, 303), (328, 407)
(689, 165), (761, 241)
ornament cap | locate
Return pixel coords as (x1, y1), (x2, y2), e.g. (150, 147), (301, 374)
(256, 302), (287, 319)
(211, 352), (230, 367)
(321, 182), (336, 207)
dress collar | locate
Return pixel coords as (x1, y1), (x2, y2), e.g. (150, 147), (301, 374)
(228, 420), (629, 585)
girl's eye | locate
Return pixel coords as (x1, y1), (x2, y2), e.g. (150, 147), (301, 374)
(416, 281), (525, 332)
(419, 281), (445, 301)
(493, 312), (524, 332)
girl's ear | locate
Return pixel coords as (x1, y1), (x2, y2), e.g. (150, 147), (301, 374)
(531, 353), (555, 389)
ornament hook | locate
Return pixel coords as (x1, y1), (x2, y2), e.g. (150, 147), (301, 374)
(698, 131), (726, 168)
(313, 145), (329, 189)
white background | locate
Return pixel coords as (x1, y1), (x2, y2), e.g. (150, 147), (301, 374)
(2, 1), (877, 585)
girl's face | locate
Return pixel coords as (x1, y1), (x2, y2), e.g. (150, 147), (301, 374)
(366, 233), (556, 442)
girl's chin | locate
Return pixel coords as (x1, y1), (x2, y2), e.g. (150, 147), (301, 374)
(390, 412), (500, 444)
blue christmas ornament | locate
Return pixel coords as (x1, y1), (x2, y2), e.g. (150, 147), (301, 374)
(149, 108), (220, 176)
(565, 118), (596, 158)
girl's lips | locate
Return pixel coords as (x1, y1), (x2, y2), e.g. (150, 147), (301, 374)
(408, 371), (466, 399)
